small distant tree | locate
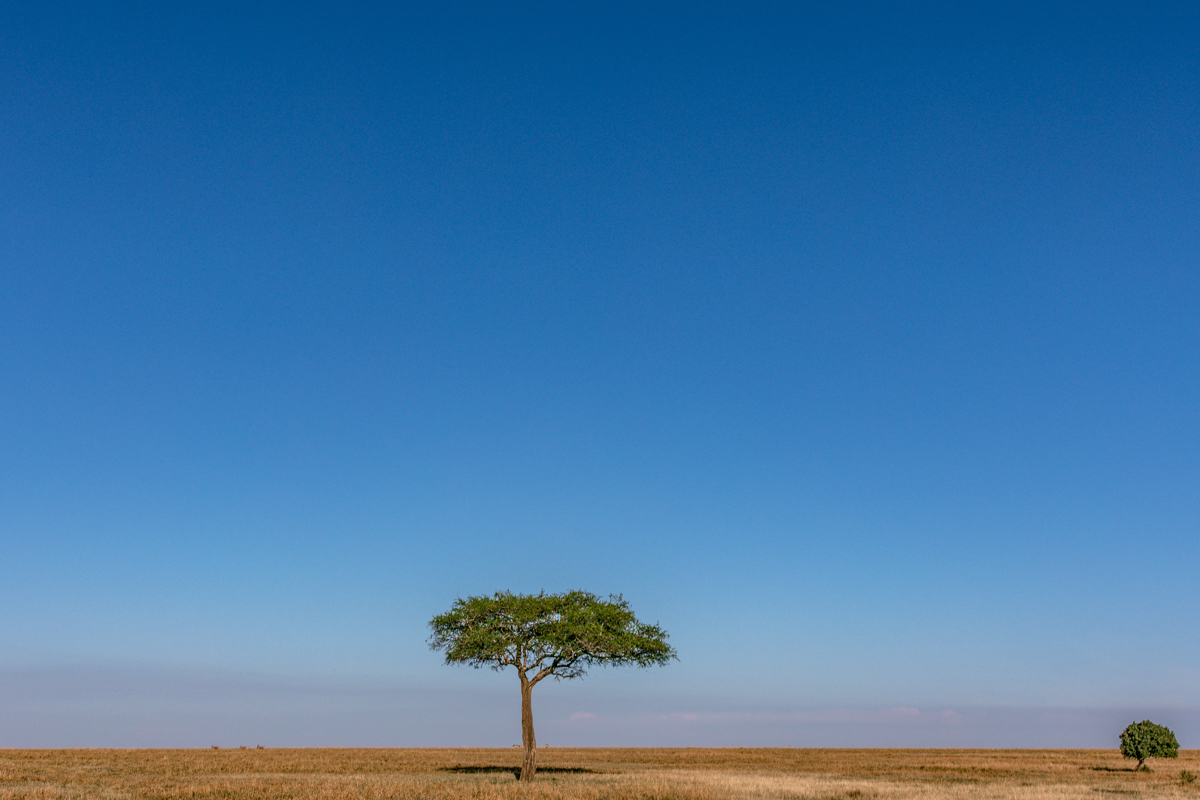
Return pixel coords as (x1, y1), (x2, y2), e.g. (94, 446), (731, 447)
(1120, 720), (1180, 770)
(429, 590), (676, 782)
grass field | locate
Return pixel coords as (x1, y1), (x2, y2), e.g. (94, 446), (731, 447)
(2, 747), (1197, 799)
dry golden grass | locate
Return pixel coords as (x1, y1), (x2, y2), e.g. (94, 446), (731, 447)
(1, 747), (1197, 799)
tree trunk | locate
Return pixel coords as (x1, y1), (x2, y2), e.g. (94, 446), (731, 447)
(519, 673), (537, 781)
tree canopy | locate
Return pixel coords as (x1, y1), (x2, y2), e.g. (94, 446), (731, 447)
(429, 590), (676, 678)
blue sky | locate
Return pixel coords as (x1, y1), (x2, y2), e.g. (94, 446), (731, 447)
(2, 1), (1198, 747)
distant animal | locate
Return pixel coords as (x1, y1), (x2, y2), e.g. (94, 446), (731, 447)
(256, 746), (264, 750)
(211, 746), (219, 750)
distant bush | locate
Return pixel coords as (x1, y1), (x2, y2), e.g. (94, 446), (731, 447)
(1119, 720), (1179, 770)
(1181, 769), (1196, 785)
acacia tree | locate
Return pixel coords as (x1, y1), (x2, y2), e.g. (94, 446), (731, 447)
(428, 590), (676, 781)
(1120, 720), (1180, 770)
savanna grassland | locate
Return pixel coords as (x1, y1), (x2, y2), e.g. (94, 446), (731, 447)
(2, 747), (1197, 799)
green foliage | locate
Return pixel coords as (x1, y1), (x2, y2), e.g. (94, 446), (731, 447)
(1120, 720), (1180, 769)
(1181, 769), (1196, 785)
(428, 590), (676, 680)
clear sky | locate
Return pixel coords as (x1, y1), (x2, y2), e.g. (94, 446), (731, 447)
(2, 1), (1197, 748)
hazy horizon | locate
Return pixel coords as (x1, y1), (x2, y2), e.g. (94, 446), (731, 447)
(4, 663), (1198, 749)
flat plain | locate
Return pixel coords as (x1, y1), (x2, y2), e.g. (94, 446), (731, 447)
(2, 747), (1197, 799)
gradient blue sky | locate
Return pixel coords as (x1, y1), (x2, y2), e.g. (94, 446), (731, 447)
(2, 1), (1198, 747)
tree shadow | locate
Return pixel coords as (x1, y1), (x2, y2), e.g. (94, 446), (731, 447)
(441, 765), (602, 779)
